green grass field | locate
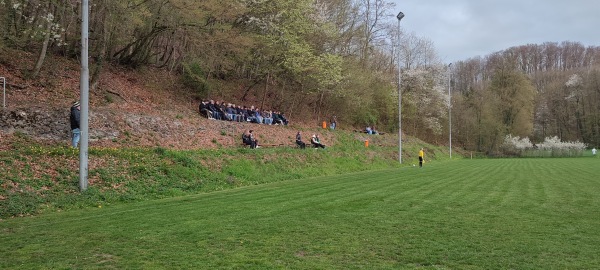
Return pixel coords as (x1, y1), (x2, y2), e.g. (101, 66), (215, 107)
(2, 158), (600, 269)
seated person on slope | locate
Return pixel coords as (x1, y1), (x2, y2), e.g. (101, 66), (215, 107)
(296, 131), (306, 149)
(242, 129), (259, 149)
(311, 134), (326, 149)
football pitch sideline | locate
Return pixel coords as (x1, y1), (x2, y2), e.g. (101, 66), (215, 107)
(2, 158), (599, 269)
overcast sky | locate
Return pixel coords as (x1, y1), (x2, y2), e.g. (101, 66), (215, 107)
(389, 0), (600, 63)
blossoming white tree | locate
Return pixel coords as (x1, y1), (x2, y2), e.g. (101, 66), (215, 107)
(502, 134), (586, 157)
(401, 65), (448, 138)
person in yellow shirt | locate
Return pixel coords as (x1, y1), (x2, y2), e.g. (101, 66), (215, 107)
(418, 148), (424, 168)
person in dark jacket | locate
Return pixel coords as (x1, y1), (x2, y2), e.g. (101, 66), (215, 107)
(217, 101), (229, 120)
(236, 105), (246, 122)
(225, 103), (237, 121)
(296, 131), (306, 149)
(280, 112), (289, 125)
(273, 111), (287, 125)
(199, 100), (213, 119)
(242, 129), (259, 149)
(207, 100), (221, 120)
(69, 101), (81, 148)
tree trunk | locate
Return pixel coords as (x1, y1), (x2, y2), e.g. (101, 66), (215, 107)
(31, 20), (52, 79)
(241, 78), (261, 101)
(90, 54), (105, 92)
(91, 18), (108, 92)
(260, 72), (270, 110)
(317, 90), (325, 121)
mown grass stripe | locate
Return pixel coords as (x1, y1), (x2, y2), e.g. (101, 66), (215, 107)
(2, 158), (600, 269)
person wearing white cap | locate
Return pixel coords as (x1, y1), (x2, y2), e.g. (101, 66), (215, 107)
(69, 101), (81, 148)
(310, 134), (326, 149)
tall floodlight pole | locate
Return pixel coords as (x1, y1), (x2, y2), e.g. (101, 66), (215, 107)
(448, 63), (452, 159)
(397, 11), (405, 164)
(79, 0), (89, 191)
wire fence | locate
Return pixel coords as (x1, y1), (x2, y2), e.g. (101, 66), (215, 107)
(468, 149), (587, 159)
(520, 149), (585, 158)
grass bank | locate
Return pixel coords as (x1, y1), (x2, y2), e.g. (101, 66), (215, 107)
(0, 132), (451, 218)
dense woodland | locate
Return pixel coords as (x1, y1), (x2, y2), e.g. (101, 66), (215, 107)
(1, 0), (599, 154)
(453, 43), (600, 153)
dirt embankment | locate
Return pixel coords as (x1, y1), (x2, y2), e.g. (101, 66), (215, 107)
(0, 49), (334, 149)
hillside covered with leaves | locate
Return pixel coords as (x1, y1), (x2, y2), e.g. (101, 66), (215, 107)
(2, 0), (600, 153)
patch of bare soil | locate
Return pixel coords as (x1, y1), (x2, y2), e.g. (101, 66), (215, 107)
(0, 49), (332, 149)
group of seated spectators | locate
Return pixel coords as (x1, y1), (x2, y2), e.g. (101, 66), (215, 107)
(199, 100), (288, 126)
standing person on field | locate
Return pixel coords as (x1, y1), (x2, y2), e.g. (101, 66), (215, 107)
(70, 101), (81, 148)
(418, 148), (425, 168)
(593, 148), (597, 156)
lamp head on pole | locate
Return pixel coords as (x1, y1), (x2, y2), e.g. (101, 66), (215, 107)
(396, 12), (405, 21)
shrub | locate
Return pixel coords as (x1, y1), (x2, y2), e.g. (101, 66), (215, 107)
(502, 135), (587, 157)
(537, 136), (586, 151)
(501, 135), (533, 156)
(534, 136), (586, 157)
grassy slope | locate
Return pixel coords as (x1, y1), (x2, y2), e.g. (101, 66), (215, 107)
(1, 158), (599, 269)
(0, 132), (453, 218)
(1, 46), (455, 218)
